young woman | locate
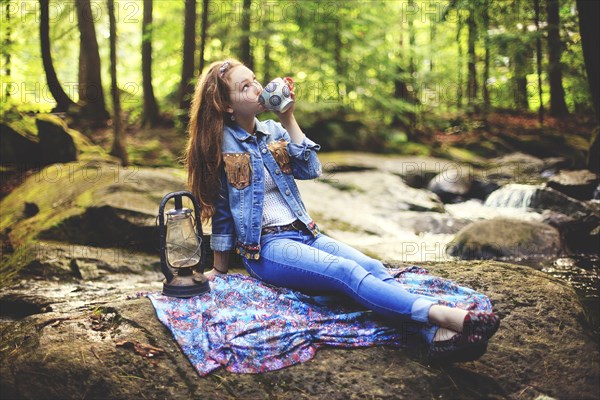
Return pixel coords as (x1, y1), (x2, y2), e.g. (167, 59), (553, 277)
(184, 59), (500, 363)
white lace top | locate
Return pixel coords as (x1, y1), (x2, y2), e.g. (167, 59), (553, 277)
(262, 165), (297, 228)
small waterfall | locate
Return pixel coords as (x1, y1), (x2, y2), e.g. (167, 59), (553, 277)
(484, 184), (540, 209)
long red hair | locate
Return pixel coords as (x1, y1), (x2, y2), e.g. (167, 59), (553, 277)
(184, 59), (242, 222)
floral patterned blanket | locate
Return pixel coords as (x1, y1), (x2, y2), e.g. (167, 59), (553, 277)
(147, 267), (492, 376)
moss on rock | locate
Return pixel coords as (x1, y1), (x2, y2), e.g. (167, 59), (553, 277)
(0, 163), (186, 287)
(0, 260), (597, 399)
(447, 218), (561, 259)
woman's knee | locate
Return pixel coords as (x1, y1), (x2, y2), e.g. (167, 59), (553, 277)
(362, 257), (384, 269)
(328, 259), (371, 290)
(360, 257), (389, 275)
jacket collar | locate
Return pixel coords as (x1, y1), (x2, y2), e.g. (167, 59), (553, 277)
(228, 118), (272, 142)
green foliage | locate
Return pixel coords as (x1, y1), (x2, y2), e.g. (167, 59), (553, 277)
(0, 0), (594, 152)
(126, 137), (176, 167)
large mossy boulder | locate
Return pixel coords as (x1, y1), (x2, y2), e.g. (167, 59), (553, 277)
(0, 123), (40, 166)
(0, 260), (597, 399)
(447, 218), (561, 259)
(36, 115), (77, 165)
(0, 162), (188, 285)
(0, 114), (111, 169)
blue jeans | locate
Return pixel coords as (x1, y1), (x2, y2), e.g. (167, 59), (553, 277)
(244, 229), (438, 344)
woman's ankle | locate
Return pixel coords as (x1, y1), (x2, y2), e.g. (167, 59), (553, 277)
(428, 305), (468, 332)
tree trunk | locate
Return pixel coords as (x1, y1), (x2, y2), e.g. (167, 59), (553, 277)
(576, 0), (599, 122)
(76, 0), (108, 120)
(429, 16), (436, 72)
(107, 0), (128, 166)
(482, 0), (490, 115)
(535, 0), (545, 124)
(546, 0), (569, 116)
(263, 28), (272, 84)
(392, 12), (416, 139)
(513, 61), (529, 110)
(4, 1), (11, 99)
(39, 0), (77, 112)
(467, 4), (478, 110)
(240, 0), (253, 70)
(408, 0), (415, 79)
(178, 0), (196, 111)
(457, 18), (464, 109)
(576, 0), (599, 171)
(142, 0), (160, 127)
(334, 18), (344, 105)
(512, 17), (530, 111)
(198, 0), (209, 74)
(408, 0), (417, 129)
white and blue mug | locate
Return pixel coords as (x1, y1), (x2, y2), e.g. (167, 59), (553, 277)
(259, 77), (294, 113)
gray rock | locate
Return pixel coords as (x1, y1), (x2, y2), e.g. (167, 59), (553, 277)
(490, 152), (546, 171)
(322, 170), (445, 212)
(534, 186), (597, 216)
(406, 213), (473, 235)
(8, 241), (161, 287)
(0, 291), (54, 318)
(487, 152), (547, 185)
(427, 168), (473, 203)
(547, 169), (600, 200)
(0, 261), (597, 399)
(447, 218), (561, 259)
(542, 156), (572, 171)
(542, 210), (600, 254)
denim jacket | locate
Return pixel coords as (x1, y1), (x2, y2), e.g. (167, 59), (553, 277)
(210, 118), (322, 260)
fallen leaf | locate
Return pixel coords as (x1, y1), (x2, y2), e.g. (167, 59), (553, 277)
(116, 340), (164, 358)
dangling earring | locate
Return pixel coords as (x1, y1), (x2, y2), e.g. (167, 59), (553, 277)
(230, 114), (235, 121)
